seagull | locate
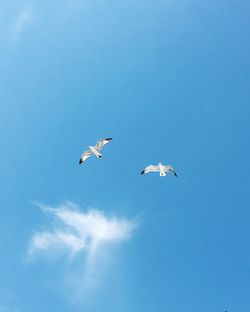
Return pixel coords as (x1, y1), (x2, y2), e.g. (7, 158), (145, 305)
(79, 138), (112, 164)
(140, 163), (177, 177)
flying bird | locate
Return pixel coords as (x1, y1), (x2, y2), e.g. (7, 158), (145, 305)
(79, 138), (112, 164)
(140, 163), (177, 177)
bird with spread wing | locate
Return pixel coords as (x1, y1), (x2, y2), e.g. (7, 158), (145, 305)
(140, 162), (177, 177)
(79, 138), (112, 164)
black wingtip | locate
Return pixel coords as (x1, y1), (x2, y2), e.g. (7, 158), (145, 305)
(174, 172), (178, 177)
(140, 170), (145, 175)
(98, 155), (102, 158)
(105, 138), (112, 141)
(79, 159), (83, 164)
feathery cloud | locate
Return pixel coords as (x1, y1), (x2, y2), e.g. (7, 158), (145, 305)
(27, 202), (137, 297)
(28, 202), (136, 258)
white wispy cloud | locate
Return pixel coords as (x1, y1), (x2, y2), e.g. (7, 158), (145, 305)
(28, 202), (136, 258)
(27, 202), (137, 297)
(14, 5), (33, 34)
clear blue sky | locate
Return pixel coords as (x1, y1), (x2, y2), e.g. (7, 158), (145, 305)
(0, 0), (250, 311)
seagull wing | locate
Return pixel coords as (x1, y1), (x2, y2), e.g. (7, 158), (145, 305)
(79, 150), (93, 164)
(140, 165), (159, 175)
(95, 138), (112, 151)
(164, 165), (178, 177)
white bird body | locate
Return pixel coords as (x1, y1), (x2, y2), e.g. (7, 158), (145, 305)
(141, 162), (177, 177)
(158, 163), (166, 176)
(79, 138), (112, 164)
(89, 146), (102, 158)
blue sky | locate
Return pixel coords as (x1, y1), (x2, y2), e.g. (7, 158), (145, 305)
(0, 0), (250, 311)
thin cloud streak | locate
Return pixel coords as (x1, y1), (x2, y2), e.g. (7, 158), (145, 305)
(0, 306), (20, 312)
(14, 5), (33, 34)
